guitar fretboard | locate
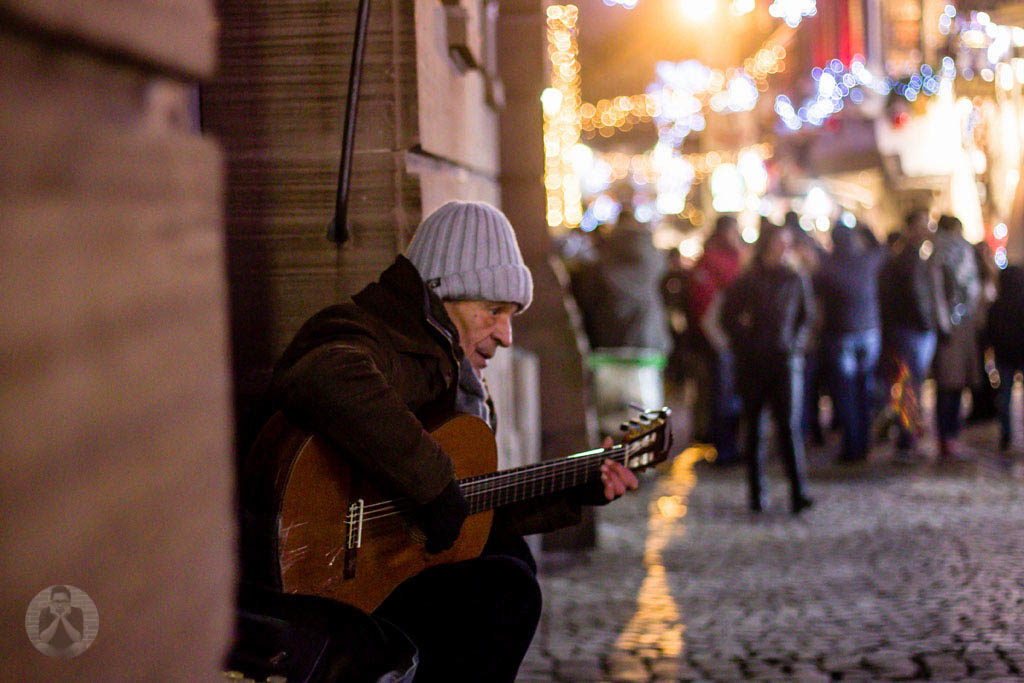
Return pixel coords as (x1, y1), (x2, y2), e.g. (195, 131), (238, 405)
(350, 417), (666, 527)
(457, 445), (627, 514)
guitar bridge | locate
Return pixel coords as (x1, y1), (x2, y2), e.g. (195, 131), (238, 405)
(344, 499), (364, 579)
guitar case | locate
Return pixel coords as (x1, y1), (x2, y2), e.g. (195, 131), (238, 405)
(226, 582), (418, 683)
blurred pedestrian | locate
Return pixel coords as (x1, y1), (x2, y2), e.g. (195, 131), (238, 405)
(785, 213), (828, 446)
(814, 221), (884, 462)
(967, 241), (1000, 424)
(932, 214), (982, 460)
(569, 209), (671, 354)
(877, 209), (942, 459)
(722, 223), (814, 514)
(688, 214), (745, 464)
(661, 249), (692, 386)
(985, 264), (1024, 451)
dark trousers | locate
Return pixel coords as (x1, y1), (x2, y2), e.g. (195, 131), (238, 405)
(889, 327), (937, 449)
(709, 348), (741, 463)
(825, 329), (881, 460)
(997, 364), (1023, 448)
(374, 529), (542, 682)
(740, 356), (808, 508)
(936, 388), (964, 441)
(802, 348), (825, 444)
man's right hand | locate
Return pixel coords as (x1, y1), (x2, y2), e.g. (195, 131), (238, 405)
(412, 479), (469, 553)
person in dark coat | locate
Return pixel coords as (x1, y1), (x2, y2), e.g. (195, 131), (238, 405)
(688, 214), (745, 463)
(931, 215), (982, 459)
(660, 249), (693, 385)
(967, 241), (1000, 423)
(785, 214), (828, 446)
(877, 210), (942, 458)
(722, 222), (814, 514)
(575, 209), (672, 354)
(243, 201), (640, 681)
(814, 222), (884, 462)
(986, 264), (1024, 451)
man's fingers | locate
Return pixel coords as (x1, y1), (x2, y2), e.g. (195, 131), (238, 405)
(600, 460), (638, 500)
(603, 460), (639, 489)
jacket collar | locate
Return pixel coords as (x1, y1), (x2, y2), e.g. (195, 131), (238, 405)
(352, 255), (462, 358)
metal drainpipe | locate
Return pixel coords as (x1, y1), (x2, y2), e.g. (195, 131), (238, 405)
(327, 0), (372, 244)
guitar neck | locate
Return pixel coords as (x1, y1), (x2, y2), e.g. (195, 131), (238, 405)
(456, 445), (627, 514)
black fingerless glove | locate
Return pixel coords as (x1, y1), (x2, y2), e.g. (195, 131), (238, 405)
(567, 477), (613, 507)
(413, 480), (469, 553)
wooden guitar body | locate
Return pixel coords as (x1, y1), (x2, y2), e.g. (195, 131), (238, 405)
(245, 413), (496, 613)
(241, 407), (671, 614)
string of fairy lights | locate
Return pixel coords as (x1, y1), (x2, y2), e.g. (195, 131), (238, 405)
(543, 5), (584, 229)
(775, 7), (1024, 131)
(542, 4), (786, 229)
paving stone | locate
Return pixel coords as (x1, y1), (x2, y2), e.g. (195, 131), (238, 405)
(788, 663), (831, 682)
(821, 654), (863, 673)
(920, 653), (968, 678)
(605, 652), (647, 681)
(648, 657), (682, 678)
(555, 659), (606, 681)
(861, 649), (918, 678)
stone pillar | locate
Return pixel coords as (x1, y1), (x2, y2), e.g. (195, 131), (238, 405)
(498, 0), (598, 549)
(0, 1), (235, 678)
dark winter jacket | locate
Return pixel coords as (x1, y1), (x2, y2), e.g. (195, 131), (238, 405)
(934, 229), (981, 332)
(878, 238), (941, 333)
(573, 220), (671, 353)
(721, 262), (812, 365)
(268, 255), (582, 535)
(814, 245), (884, 335)
(986, 265), (1024, 367)
(689, 239), (743, 323)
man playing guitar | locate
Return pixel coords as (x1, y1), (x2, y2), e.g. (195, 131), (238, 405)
(241, 200), (642, 681)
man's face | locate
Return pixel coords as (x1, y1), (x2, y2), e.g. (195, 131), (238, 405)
(50, 592), (70, 615)
(442, 300), (517, 373)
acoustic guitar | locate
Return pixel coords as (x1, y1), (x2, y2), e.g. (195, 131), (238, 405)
(241, 408), (673, 613)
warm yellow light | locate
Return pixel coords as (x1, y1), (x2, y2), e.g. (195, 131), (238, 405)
(540, 87), (562, 116)
(543, 6), (582, 230)
(730, 0), (754, 15)
(680, 0), (716, 22)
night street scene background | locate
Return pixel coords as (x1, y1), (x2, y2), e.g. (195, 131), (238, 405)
(4, 0), (1024, 679)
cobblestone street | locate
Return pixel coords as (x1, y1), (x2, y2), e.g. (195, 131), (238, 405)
(521, 414), (1024, 681)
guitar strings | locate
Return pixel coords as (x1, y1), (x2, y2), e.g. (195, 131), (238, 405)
(355, 445), (627, 515)
(355, 444), (630, 514)
(355, 446), (639, 525)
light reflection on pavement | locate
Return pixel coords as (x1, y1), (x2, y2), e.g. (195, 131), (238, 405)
(612, 445), (712, 676)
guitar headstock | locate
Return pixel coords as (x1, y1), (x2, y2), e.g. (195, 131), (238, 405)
(618, 407), (673, 472)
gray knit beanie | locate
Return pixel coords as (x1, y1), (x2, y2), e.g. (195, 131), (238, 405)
(405, 201), (533, 312)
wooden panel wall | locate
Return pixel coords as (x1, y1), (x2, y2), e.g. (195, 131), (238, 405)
(0, 1), (234, 679)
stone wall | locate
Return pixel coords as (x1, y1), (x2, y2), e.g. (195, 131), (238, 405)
(0, 0), (235, 678)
